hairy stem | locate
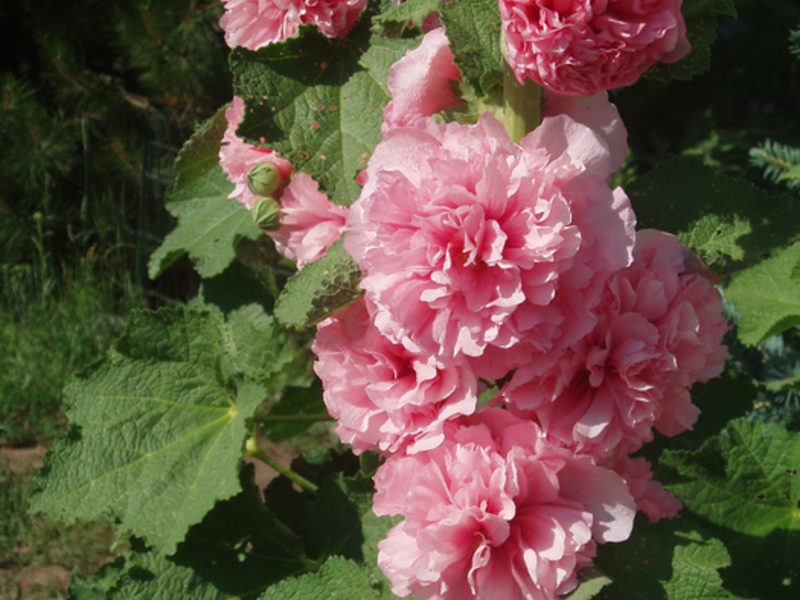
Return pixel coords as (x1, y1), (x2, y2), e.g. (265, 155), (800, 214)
(245, 440), (319, 493)
(502, 36), (541, 143)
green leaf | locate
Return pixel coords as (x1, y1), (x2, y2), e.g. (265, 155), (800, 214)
(274, 239), (363, 329)
(110, 545), (235, 600)
(645, 0), (737, 82)
(225, 304), (294, 384)
(261, 384), (328, 442)
(149, 109), (263, 279)
(373, 0), (442, 33)
(662, 420), (800, 597)
(30, 306), (285, 554)
(232, 14), (421, 206)
(725, 242), (800, 345)
(626, 157), (800, 274)
(67, 557), (125, 600)
(193, 259), (276, 316)
(257, 556), (381, 600)
(170, 465), (308, 599)
(562, 568), (612, 600)
(440, 0), (504, 96)
(594, 516), (731, 600)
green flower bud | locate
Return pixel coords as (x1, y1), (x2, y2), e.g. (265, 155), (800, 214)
(247, 161), (283, 197)
(251, 196), (282, 231)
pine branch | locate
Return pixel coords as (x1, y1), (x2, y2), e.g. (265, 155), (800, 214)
(748, 139), (800, 190)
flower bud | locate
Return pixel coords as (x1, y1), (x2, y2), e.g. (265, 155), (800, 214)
(247, 161), (285, 198)
(251, 196), (282, 231)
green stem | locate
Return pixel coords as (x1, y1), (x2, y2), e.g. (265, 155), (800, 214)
(502, 36), (541, 143)
(246, 444), (319, 493)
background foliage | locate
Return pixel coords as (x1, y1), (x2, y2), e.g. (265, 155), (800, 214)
(2, 0), (800, 599)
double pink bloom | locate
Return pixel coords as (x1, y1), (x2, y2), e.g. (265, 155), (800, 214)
(501, 0), (691, 95)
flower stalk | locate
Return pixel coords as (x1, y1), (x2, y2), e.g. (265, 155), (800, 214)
(502, 36), (541, 143)
(245, 436), (319, 493)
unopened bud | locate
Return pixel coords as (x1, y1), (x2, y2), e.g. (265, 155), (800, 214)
(251, 196), (282, 231)
(247, 161), (284, 198)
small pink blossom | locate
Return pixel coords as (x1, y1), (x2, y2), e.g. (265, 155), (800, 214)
(501, 0), (691, 96)
(267, 173), (348, 268)
(345, 111), (634, 370)
(373, 409), (635, 600)
(220, 0), (367, 50)
(613, 457), (682, 522)
(501, 229), (728, 462)
(313, 300), (477, 454)
(219, 96), (292, 211)
(382, 28), (464, 132)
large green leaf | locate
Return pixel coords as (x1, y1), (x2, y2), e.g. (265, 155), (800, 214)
(31, 305), (286, 554)
(231, 11), (421, 206)
(627, 157), (800, 275)
(662, 420), (800, 598)
(725, 242), (800, 346)
(274, 239), (363, 329)
(440, 0), (504, 96)
(149, 109), (262, 279)
(593, 516), (731, 600)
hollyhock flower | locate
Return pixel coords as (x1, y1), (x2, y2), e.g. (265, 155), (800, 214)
(219, 0), (367, 50)
(501, 0), (691, 96)
(613, 457), (682, 522)
(219, 96), (292, 211)
(345, 111), (634, 371)
(382, 27), (465, 132)
(501, 229), (729, 462)
(373, 409), (635, 600)
(268, 173), (348, 268)
(313, 300), (477, 455)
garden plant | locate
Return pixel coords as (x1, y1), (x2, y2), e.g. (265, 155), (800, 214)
(27, 1), (800, 599)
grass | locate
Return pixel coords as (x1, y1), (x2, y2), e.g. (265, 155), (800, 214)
(0, 253), (138, 598)
(0, 259), (135, 444)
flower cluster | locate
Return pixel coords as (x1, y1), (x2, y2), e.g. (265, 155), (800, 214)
(220, 6), (726, 599)
(314, 27), (726, 600)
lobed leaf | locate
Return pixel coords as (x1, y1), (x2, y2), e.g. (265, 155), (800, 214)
(373, 0), (442, 33)
(149, 109), (262, 279)
(593, 516), (731, 599)
(725, 242), (800, 346)
(274, 239), (363, 329)
(30, 305), (286, 554)
(662, 420), (800, 597)
(626, 157), (800, 275)
(232, 12), (420, 206)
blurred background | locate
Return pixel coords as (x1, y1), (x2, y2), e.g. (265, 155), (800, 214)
(1, 0), (799, 597)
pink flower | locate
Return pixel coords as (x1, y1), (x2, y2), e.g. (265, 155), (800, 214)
(382, 28), (464, 132)
(613, 457), (682, 522)
(501, 229), (728, 462)
(219, 0), (367, 50)
(219, 96), (292, 211)
(313, 300), (477, 455)
(267, 173), (348, 268)
(501, 0), (691, 96)
(373, 409), (635, 600)
(345, 111), (634, 370)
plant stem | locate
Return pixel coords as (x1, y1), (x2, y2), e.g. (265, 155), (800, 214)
(246, 445), (319, 493)
(502, 37), (541, 143)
